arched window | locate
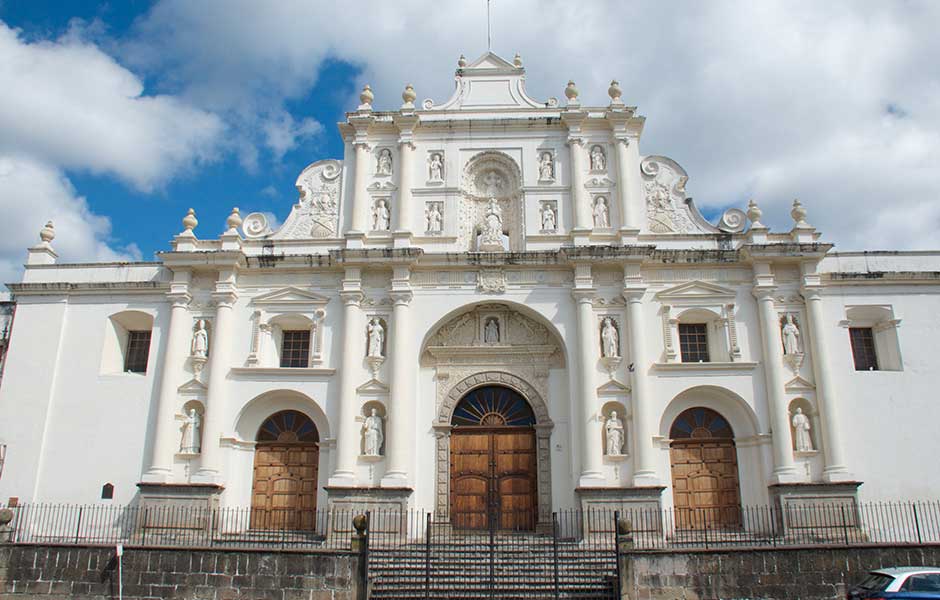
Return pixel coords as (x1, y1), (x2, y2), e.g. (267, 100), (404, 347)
(451, 386), (535, 427)
(670, 407), (734, 440)
(256, 410), (319, 443)
(100, 483), (114, 500)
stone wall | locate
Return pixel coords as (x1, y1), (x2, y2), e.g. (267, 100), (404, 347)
(621, 544), (940, 600)
(0, 543), (361, 600)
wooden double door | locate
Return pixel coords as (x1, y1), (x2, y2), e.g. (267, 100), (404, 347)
(251, 443), (319, 530)
(450, 427), (538, 530)
(670, 440), (742, 530)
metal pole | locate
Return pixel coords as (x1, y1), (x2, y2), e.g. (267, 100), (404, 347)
(489, 509), (496, 599)
(552, 512), (560, 600)
(702, 509), (708, 550)
(425, 512), (431, 600)
(613, 510), (623, 600)
(841, 505), (850, 546)
(74, 506), (83, 544)
(913, 503), (923, 544)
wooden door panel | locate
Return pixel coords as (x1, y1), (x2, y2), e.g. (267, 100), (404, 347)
(670, 439), (741, 530)
(251, 443), (319, 530)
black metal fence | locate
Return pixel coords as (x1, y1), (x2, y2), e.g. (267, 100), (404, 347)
(3, 501), (940, 552)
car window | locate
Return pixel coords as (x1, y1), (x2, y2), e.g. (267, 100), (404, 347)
(901, 574), (940, 592)
(857, 573), (893, 591)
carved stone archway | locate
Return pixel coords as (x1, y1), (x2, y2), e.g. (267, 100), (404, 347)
(433, 371), (554, 524)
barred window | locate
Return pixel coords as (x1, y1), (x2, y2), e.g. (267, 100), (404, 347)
(124, 330), (151, 373)
(679, 323), (710, 363)
(280, 330), (311, 368)
(849, 327), (878, 371)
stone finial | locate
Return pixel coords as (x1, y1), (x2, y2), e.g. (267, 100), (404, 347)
(791, 199), (810, 227)
(182, 208), (198, 233)
(39, 220), (55, 244)
(565, 80), (580, 104)
(608, 80), (623, 105)
(746, 199), (764, 227)
(513, 53), (523, 68)
(401, 84), (416, 109)
(226, 207), (243, 232)
(359, 84), (374, 109)
(458, 54), (467, 68)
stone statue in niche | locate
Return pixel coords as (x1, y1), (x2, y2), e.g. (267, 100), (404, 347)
(480, 198), (504, 247)
(539, 152), (554, 181)
(605, 411), (624, 456)
(590, 145), (606, 172)
(540, 203), (556, 232)
(601, 317), (620, 358)
(191, 320), (208, 358)
(782, 314), (801, 355)
(180, 408), (201, 454)
(791, 407), (813, 452)
(484, 317), (500, 343)
(372, 199), (390, 231)
(426, 202), (443, 233)
(428, 153), (444, 182)
(362, 408), (384, 456)
(367, 318), (385, 358)
(376, 148), (393, 176)
(483, 171), (503, 197)
(593, 196), (610, 228)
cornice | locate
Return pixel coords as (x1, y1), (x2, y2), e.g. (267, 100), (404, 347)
(7, 281), (169, 296)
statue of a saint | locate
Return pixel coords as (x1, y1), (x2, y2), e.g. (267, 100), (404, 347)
(426, 203), (443, 233)
(605, 411), (624, 456)
(601, 317), (619, 358)
(483, 171), (503, 197)
(373, 199), (390, 231)
(480, 198), (503, 246)
(791, 408), (813, 452)
(782, 314), (801, 355)
(541, 204), (556, 231)
(367, 318), (385, 358)
(428, 153), (444, 182)
(181, 408), (201, 454)
(539, 152), (554, 180)
(593, 197), (610, 228)
(484, 318), (500, 343)
(362, 408), (384, 456)
(376, 148), (393, 176)
(191, 320), (208, 358)
(590, 146), (606, 171)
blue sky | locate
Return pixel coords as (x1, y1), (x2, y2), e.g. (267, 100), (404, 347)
(1, 1), (938, 286)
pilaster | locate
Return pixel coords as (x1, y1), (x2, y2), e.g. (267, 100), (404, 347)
(393, 114), (418, 248)
(572, 278), (604, 486)
(347, 114), (375, 244)
(562, 111), (591, 243)
(382, 266), (414, 487)
(330, 268), (365, 487)
(622, 284), (658, 486)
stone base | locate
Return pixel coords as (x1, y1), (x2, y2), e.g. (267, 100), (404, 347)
(768, 481), (862, 540)
(576, 486), (665, 536)
(325, 486), (413, 542)
(135, 482), (223, 544)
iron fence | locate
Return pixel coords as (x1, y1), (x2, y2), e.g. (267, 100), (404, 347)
(2, 500), (939, 552)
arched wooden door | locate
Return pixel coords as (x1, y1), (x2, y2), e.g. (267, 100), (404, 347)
(669, 407), (742, 530)
(251, 410), (319, 530)
(450, 386), (538, 530)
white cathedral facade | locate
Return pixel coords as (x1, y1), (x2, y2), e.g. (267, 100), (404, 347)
(2, 52), (938, 532)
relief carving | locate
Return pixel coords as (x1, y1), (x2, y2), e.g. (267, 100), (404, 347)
(641, 156), (705, 234)
(274, 160), (342, 239)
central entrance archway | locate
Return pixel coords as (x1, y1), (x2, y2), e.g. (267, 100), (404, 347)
(669, 407), (742, 530)
(450, 385), (538, 530)
(250, 410), (319, 530)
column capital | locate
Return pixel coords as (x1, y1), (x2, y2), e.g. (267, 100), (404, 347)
(166, 290), (192, 308)
(390, 290), (413, 306)
(566, 135), (586, 147)
(340, 290), (364, 307)
(613, 135), (631, 147)
(211, 290), (238, 308)
(622, 287), (647, 302)
(800, 286), (824, 302)
(751, 286), (777, 301)
(571, 288), (596, 303)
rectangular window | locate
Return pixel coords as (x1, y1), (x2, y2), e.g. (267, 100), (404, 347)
(679, 323), (710, 363)
(849, 327), (879, 371)
(124, 330), (152, 373)
(280, 330), (311, 368)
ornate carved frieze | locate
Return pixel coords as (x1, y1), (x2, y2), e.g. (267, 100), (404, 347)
(641, 156), (702, 234)
(478, 268), (507, 293)
(459, 151), (524, 251)
(272, 160), (343, 239)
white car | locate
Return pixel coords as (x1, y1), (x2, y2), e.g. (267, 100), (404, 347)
(848, 567), (940, 599)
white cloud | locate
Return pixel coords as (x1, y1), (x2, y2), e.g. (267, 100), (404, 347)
(125, 0), (940, 250)
(0, 156), (141, 286)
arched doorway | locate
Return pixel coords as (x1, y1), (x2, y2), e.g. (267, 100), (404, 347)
(250, 410), (319, 530)
(450, 385), (538, 530)
(669, 407), (742, 530)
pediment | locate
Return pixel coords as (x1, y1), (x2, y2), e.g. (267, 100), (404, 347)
(178, 378), (207, 394)
(597, 380), (631, 395)
(655, 281), (737, 302)
(467, 52), (517, 71)
(785, 376), (815, 392)
(426, 52), (550, 111)
(252, 287), (330, 306)
(357, 378), (389, 394)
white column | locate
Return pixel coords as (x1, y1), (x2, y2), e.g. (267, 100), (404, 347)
(568, 139), (591, 232)
(573, 289), (604, 485)
(382, 290), (414, 486)
(351, 142), (371, 234)
(394, 140), (415, 240)
(142, 284), (191, 482)
(329, 288), (365, 486)
(193, 287), (237, 482)
(754, 289), (798, 483)
(624, 289), (658, 485)
(803, 288), (849, 481)
(614, 137), (642, 236)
